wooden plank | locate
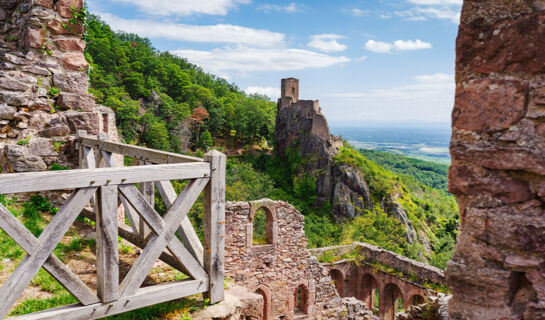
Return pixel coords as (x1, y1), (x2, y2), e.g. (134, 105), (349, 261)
(165, 232), (208, 280)
(0, 204), (99, 305)
(96, 186), (119, 302)
(0, 188), (97, 319)
(204, 150), (226, 303)
(0, 162), (210, 194)
(156, 180), (204, 266)
(79, 136), (203, 164)
(118, 178), (209, 297)
(7, 279), (209, 320)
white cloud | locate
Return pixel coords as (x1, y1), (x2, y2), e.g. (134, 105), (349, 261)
(393, 0), (461, 23)
(351, 8), (368, 16)
(245, 86), (280, 99)
(258, 3), (302, 13)
(355, 56), (368, 62)
(307, 34), (347, 53)
(111, 0), (250, 16)
(365, 39), (432, 53)
(98, 13), (284, 48)
(171, 46), (350, 73)
(325, 73), (454, 123)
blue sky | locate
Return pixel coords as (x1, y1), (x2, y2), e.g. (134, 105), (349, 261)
(88, 0), (462, 126)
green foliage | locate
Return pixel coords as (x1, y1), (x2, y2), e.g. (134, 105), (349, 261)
(47, 86), (61, 98)
(85, 15), (276, 151)
(16, 138), (30, 146)
(252, 209), (268, 245)
(359, 149), (449, 192)
(199, 130), (213, 149)
(334, 146), (399, 202)
(342, 206), (408, 254)
(49, 163), (70, 171)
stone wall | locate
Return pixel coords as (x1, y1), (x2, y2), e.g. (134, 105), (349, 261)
(310, 243), (445, 286)
(0, 0), (117, 173)
(224, 199), (376, 320)
(446, 1), (545, 319)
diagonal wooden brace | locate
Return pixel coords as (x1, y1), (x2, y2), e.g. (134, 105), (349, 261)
(118, 179), (209, 297)
(0, 204), (99, 307)
(0, 187), (97, 319)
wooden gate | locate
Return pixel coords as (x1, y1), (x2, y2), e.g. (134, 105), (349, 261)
(0, 131), (225, 319)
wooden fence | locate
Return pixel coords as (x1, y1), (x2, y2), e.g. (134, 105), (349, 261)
(0, 131), (226, 319)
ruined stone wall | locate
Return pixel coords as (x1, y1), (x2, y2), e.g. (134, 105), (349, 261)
(224, 199), (368, 320)
(309, 243), (445, 286)
(0, 0), (117, 173)
(446, 1), (545, 318)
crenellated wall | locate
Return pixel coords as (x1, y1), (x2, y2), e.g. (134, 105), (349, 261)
(446, 1), (545, 319)
(0, 0), (117, 173)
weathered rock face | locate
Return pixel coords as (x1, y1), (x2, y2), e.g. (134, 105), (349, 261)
(0, 0), (118, 172)
(275, 78), (371, 219)
(446, 1), (545, 319)
(224, 199), (376, 319)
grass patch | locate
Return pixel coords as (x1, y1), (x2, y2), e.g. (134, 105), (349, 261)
(10, 293), (77, 316)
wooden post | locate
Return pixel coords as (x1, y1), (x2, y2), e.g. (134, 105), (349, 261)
(139, 161), (153, 240)
(203, 150), (225, 303)
(76, 130), (88, 169)
(96, 185), (119, 302)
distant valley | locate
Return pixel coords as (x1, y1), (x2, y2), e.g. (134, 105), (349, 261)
(331, 125), (451, 164)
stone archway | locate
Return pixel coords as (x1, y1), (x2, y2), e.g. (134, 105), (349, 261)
(380, 283), (403, 320)
(294, 284), (310, 315)
(247, 200), (278, 250)
(330, 269), (345, 297)
(360, 273), (378, 311)
(255, 285), (272, 320)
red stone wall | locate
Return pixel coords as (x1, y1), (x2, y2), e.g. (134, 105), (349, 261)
(446, 1), (545, 319)
(224, 199), (341, 320)
(0, 0), (117, 172)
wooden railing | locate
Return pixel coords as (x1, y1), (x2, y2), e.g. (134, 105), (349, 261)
(0, 131), (226, 320)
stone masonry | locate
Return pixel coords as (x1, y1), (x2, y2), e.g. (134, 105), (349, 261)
(0, 0), (117, 173)
(224, 199), (376, 320)
(446, 0), (545, 319)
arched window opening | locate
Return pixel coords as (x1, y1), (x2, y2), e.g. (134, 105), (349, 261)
(330, 269), (344, 297)
(374, 288), (380, 314)
(397, 297), (404, 313)
(294, 284), (309, 315)
(252, 208), (270, 245)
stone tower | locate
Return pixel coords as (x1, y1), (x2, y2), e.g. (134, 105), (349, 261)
(281, 78), (299, 103)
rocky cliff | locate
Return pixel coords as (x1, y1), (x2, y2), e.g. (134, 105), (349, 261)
(274, 78), (418, 248)
(275, 78), (371, 220)
(0, 0), (118, 173)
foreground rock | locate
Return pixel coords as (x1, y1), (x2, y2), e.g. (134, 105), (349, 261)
(446, 1), (545, 319)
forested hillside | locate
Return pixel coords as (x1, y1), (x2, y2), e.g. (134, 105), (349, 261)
(85, 15), (458, 269)
(85, 15), (276, 152)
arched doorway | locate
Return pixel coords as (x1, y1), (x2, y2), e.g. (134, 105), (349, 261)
(360, 273), (378, 311)
(381, 283), (403, 320)
(294, 284), (309, 315)
(255, 286), (271, 320)
(330, 269), (345, 297)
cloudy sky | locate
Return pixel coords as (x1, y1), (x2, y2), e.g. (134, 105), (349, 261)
(88, 0), (462, 126)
